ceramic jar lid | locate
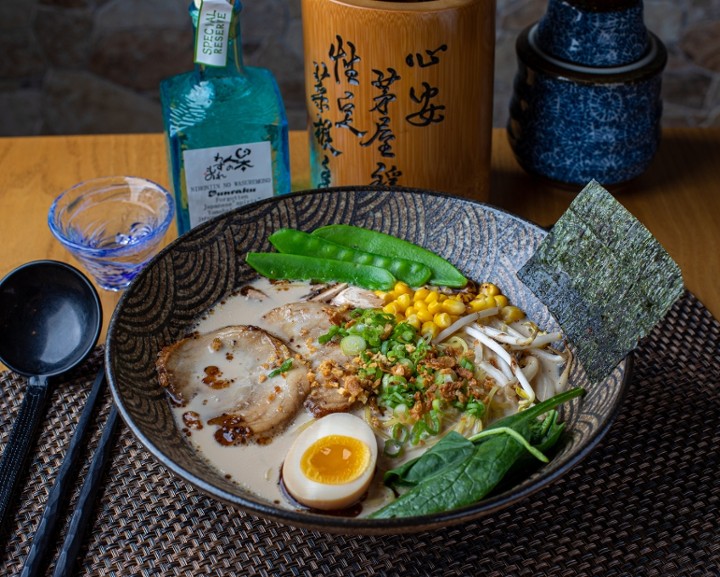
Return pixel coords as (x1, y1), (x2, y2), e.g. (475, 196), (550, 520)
(534, 0), (650, 68)
(524, 22), (666, 82)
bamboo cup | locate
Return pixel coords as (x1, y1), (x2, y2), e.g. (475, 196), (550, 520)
(302, 0), (496, 201)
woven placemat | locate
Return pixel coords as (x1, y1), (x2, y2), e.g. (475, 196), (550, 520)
(1, 291), (718, 577)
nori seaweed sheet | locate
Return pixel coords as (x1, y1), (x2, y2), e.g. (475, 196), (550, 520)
(518, 180), (684, 383)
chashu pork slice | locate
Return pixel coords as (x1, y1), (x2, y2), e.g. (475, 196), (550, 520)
(261, 301), (356, 418)
(309, 283), (384, 309)
(156, 325), (309, 445)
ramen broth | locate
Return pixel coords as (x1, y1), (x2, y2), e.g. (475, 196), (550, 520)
(166, 277), (569, 516)
(170, 279), (397, 513)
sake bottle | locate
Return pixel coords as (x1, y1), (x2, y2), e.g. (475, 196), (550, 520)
(161, 0), (291, 235)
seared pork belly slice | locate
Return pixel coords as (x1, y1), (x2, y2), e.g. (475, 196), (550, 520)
(262, 301), (357, 416)
(262, 301), (344, 357)
(156, 325), (309, 444)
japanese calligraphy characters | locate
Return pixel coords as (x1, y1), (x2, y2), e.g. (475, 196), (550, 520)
(302, 0), (495, 200)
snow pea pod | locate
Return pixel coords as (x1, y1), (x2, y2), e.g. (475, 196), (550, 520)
(245, 252), (397, 291)
(269, 228), (432, 287)
(312, 224), (467, 288)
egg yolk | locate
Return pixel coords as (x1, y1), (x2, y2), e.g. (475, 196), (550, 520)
(300, 435), (370, 485)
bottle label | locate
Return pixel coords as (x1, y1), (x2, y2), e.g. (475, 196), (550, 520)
(195, 0), (233, 67)
(183, 141), (275, 228)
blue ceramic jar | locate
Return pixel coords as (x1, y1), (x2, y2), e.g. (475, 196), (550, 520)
(508, 0), (667, 187)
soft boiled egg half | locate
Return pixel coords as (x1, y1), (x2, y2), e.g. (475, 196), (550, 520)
(281, 412), (378, 511)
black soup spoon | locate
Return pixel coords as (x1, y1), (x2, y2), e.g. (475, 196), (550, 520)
(0, 260), (102, 532)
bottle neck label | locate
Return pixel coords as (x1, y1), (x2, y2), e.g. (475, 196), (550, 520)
(195, 0), (233, 67)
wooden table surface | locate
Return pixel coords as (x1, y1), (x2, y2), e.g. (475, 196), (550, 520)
(1, 128), (718, 355)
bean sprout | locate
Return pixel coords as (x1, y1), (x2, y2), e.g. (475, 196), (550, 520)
(465, 325), (537, 404)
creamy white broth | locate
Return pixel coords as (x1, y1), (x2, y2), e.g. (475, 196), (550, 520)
(170, 278), (399, 514)
(165, 277), (569, 517)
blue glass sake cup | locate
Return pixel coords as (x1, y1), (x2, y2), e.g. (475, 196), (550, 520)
(48, 176), (175, 291)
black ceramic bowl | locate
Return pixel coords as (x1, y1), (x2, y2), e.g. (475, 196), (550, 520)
(106, 187), (630, 535)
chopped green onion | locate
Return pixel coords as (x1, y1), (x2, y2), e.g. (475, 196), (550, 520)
(397, 357), (415, 371)
(411, 419), (432, 444)
(464, 399), (486, 419)
(393, 404), (408, 418)
(383, 439), (404, 458)
(425, 410), (442, 435)
(391, 423), (409, 443)
(459, 357), (474, 371)
(318, 325), (342, 344)
(340, 334), (367, 356)
(268, 358), (293, 378)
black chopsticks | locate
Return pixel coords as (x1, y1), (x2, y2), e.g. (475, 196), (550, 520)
(53, 406), (120, 577)
(20, 367), (120, 577)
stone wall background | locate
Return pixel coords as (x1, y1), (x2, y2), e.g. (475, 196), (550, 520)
(1, 0), (719, 136)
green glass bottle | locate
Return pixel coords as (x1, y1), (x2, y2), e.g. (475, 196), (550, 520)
(160, 0), (291, 235)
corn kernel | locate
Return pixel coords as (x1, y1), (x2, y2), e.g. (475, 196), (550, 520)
(468, 299), (489, 312)
(414, 300), (428, 312)
(480, 282), (500, 297)
(394, 282), (412, 295)
(469, 295), (496, 312)
(434, 312), (452, 329)
(493, 295), (509, 308)
(416, 308), (434, 323)
(395, 293), (411, 311)
(405, 314), (421, 329)
(424, 291), (439, 304)
(383, 302), (400, 315)
(442, 299), (466, 315)
(413, 287), (430, 301)
(501, 305), (525, 323)
(427, 300), (443, 315)
(404, 305), (416, 317)
(421, 321), (439, 339)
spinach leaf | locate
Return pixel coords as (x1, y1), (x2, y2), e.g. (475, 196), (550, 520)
(383, 431), (475, 488)
(482, 387), (581, 433)
(505, 410), (566, 479)
(529, 410), (566, 451)
(371, 425), (532, 518)
(370, 388), (584, 519)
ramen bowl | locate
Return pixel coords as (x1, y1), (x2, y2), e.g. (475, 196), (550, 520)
(105, 187), (630, 534)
